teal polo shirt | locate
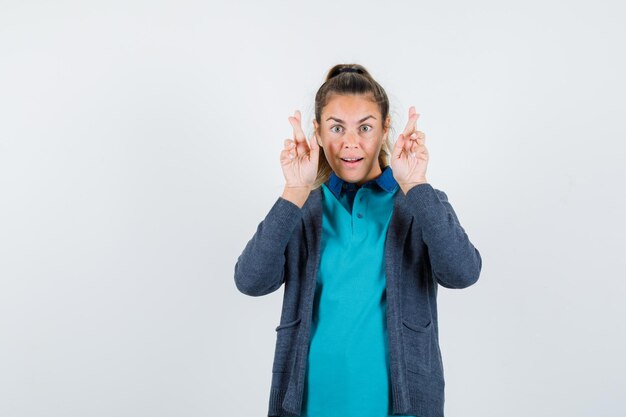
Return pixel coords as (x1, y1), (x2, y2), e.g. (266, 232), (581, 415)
(299, 166), (418, 417)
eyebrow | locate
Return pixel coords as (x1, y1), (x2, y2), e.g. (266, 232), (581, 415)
(325, 115), (377, 124)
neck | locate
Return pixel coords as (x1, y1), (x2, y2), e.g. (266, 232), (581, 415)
(357, 164), (383, 186)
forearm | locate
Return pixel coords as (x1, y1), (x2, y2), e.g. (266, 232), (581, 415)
(234, 196), (303, 296)
(404, 184), (482, 288)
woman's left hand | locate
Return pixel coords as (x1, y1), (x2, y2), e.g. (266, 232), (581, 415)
(391, 106), (429, 193)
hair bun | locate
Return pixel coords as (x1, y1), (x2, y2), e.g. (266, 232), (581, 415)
(337, 67), (362, 74)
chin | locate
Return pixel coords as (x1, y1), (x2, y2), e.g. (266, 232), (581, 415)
(339, 171), (366, 184)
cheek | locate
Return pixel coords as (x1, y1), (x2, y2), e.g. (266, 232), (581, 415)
(324, 143), (342, 158)
(366, 139), (384, 152)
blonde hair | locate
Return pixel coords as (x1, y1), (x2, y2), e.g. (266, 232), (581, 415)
(311, 64), (394, 190)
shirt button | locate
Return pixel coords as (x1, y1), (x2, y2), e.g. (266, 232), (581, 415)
(357, 213), (363, 218)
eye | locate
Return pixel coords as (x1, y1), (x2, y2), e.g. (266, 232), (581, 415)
(330, 125), (343, 133)
(361, 125), (373, 132)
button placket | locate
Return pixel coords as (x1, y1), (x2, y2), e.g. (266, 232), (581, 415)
(352, 189), (367, 240)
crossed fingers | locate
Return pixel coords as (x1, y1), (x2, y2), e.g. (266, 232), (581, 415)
(287, 110), (309, 157)
(402, 106), (426, 157)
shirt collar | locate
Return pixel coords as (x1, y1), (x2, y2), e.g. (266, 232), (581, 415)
(326, 165), (398, 199)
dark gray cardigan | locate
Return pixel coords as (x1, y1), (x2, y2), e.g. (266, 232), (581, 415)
(234, 183), (482, 417)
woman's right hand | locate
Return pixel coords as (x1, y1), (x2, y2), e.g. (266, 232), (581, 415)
(280, 110), (320, 188)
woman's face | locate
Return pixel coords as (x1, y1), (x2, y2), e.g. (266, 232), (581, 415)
(314, 94), (390, 186)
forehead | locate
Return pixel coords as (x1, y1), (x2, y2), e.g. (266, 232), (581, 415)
(322, 94), (380, 122)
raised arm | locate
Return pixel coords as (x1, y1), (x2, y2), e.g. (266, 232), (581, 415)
(391, 107), (482, 288)
(234, 109), (319, 296)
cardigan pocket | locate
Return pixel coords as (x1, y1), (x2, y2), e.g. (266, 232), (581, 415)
(401, 318), (432, 375)
(272, 317), (301, 373)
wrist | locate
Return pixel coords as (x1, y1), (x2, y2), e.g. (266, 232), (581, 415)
(398, 179), (428, 195)
(282, 184), (312, 208)
(284, 183), (312, 190)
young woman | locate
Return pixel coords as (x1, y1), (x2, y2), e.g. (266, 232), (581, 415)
(234, 64), (482, 417)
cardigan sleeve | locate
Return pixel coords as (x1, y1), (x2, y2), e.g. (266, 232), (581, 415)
(234, 197), (303, 296)
(404, 183), (482, 289)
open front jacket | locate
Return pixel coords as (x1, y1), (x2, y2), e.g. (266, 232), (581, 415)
(234, 182), (482, 417)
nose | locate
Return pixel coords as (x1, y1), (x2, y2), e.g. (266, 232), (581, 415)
(344, 131), (359, 148)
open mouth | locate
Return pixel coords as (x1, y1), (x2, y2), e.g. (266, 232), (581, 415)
(341, 157), (364, 166)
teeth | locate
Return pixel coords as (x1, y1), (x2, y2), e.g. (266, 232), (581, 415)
(343, 158), (361, 161)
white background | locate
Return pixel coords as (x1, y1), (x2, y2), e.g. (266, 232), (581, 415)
(1, 1), (625, 416)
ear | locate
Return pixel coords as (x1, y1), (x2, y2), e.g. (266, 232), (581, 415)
(313, 119), (323, 147)
(381, 116), (391, 142)
(384, 115), (391, 133)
